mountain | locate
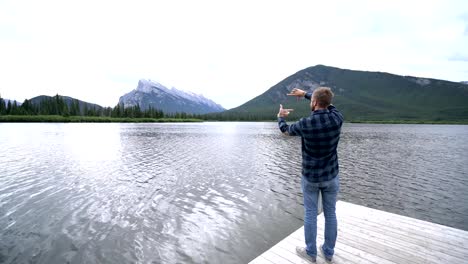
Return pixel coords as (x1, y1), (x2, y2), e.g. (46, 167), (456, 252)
(119, 80), (225, 114)
(29, 95), (103, 113)
(219, 65), (468, 122)
(461, 81), (468, 85)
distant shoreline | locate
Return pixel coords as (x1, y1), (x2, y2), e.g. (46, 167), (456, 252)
(0, 115), (202, 123)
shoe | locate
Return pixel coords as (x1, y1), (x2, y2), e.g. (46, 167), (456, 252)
(295, 246), (316, 263)
(320, 244), (333, 262)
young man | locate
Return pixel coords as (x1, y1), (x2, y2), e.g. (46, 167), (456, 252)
(277, 87), (343, 262)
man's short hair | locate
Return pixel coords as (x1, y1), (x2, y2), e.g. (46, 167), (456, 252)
(313, 87), (334, 107)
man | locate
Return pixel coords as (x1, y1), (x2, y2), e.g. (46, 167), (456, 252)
(277, 87), (343, 263)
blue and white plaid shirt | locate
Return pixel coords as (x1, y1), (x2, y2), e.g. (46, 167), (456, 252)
(278, 92), (343, 183)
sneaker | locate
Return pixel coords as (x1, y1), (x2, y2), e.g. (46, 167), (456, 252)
(295, 246), (316, 263)
(320, 244), (333, 262)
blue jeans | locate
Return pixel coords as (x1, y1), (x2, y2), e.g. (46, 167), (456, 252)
(301, 175), (339, 258)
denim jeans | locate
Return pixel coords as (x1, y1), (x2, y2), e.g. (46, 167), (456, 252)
(301, 174), (339, 258)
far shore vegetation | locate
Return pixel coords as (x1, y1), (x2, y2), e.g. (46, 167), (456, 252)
(0, 115), (202, 123)
(0, 94), (202, 123)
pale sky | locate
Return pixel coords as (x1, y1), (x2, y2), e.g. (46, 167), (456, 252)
(1, 0), (467, 109)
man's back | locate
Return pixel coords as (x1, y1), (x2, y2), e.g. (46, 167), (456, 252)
(278, 99), (343, 182)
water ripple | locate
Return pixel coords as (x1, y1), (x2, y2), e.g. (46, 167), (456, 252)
(0, 123), (467, 264)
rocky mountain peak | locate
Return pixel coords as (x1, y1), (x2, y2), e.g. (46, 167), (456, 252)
(119, 80), (225, 114)
(136, 79), (169, 94)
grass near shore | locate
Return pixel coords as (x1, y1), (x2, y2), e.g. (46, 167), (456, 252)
(0, 115), (203, 123)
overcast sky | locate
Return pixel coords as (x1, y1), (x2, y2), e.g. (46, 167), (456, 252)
(1, 0), (467, 109)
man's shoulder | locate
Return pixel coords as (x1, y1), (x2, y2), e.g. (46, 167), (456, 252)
(327, 105), (344, 123)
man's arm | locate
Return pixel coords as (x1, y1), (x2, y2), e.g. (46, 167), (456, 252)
(278, 117), (303, 136)
(327, 104), (340, 114)
(327, 104), (344, 123)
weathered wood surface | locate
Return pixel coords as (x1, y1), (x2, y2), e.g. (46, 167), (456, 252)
(249, 201), (468, 264)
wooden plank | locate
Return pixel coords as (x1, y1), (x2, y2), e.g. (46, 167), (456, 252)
(291, 219), (394, 264)
(249, 255), (275, 264)
(337, 215), (468, 259)
(269, 245), (302, 264)
(337, 202), (468, 239)
(338, 206), (468, 254)
(261, 250), (293, 264)
(338, 211), (466, 247)
(338, 223), (466, 263)
(347, 212), (468, 247)
(297, 229), (398, 264)
(289, 228), (419, 264)
(338, 202), (458, 232)
(257, 226), (354, 264)
(323, 236), (395, 264)
(340, 209), (468, 248)
(333, 229), (427, 264)
(284, 234), (362, 264)
(288, 228), (390, 264)
(270, 243), (314, 264)
(250, 201), (468, 264)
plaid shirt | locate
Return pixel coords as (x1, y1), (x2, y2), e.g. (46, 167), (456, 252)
(278, 92), (343, 183)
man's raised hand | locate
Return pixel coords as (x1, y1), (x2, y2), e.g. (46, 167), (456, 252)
(278, 104), (294, 118)
(287, 88), (306, 97)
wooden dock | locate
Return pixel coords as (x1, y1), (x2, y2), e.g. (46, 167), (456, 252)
(249, 201), (468, 264)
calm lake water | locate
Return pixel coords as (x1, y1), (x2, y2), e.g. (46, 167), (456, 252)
(0, 122), (467, 264)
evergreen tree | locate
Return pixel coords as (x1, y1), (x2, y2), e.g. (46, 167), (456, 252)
(6, 100), (12, 115)
(86, 106), (96, 116)
(62, 102), (70, 117)
(7, 101), (19, 115)
(83, 104), (88, 116)
(39, 98), (51, 115)
(144, 106), (151, 118)
(123, 106), (131, 118)
(103, 107), (112, 117)
(0, 96), (5, 115)
(20, 99), (33, 115)
(70, 99), (79, 116)
(111, 103), (123, 118)
(96, 107), (103, 116)
(50, 94), (59, 115)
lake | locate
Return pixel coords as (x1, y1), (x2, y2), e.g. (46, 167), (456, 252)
(0, 122), (467, 264)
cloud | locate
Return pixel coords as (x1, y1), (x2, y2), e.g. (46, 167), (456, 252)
(460, 13), (468, 35)
(449, 53), (468, 61)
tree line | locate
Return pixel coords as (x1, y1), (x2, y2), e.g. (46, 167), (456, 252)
(0, 94), (278, 121)
(0, 94), (204, 119)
